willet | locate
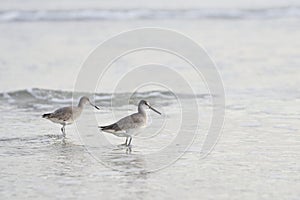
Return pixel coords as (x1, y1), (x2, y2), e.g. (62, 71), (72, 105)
(42, 96), (100, 136)
(99, 100), (161, 146)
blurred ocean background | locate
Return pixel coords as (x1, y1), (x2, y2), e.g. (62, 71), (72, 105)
(0, 0), (300, 199)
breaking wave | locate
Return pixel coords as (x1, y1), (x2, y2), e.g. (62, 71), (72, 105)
(0, 7), (299, 22)
(0, 88), (211, 107)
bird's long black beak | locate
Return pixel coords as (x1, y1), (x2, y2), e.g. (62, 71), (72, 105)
(89, 101), (100, 110)
(148, 105), (161, 115)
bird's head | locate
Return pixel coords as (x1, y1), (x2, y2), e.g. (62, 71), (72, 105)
(139, 100), (161, 115)
(79, 96), (100, 110)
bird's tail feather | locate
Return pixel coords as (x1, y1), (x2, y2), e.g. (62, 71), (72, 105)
(99, 124), (113, 130)
(99, 123), (121, 131)
(42, 113), (51, 118)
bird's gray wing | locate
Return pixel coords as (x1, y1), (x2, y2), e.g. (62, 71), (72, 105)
(50, 107), (73, 121)
(116, 113), (145, 130)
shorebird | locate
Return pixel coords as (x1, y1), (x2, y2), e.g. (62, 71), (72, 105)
(99, 100), (161, 146)
(42, 96), (100, 136)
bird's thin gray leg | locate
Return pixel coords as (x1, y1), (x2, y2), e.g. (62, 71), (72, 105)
(127, 137), (132, 146)
(61, 125), (66, 137)
(126, 146), (132, 154)
(117, 138), (128, 147)
(63, 126), (66, 137)
(124, 137), (128, 146)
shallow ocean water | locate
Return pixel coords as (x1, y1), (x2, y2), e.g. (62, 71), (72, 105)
(0, 0), (300, 199)
(0, 88), (299, 199)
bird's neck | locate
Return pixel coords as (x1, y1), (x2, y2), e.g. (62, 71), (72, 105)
(78, 101), (85, 108)
(138, 106), (147, 116)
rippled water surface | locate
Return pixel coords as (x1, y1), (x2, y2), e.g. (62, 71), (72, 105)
(0, 88), (299, 199)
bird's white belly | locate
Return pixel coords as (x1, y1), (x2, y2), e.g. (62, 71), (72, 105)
(112, 131), (128, 137)
(107, 127), (144, 138)
(126, 127), (145, 136)
(48, 118), (74, 125)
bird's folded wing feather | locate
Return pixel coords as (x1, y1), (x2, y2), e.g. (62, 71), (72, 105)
(51, 107), (73, 121)
(116, 113), (145, 130)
